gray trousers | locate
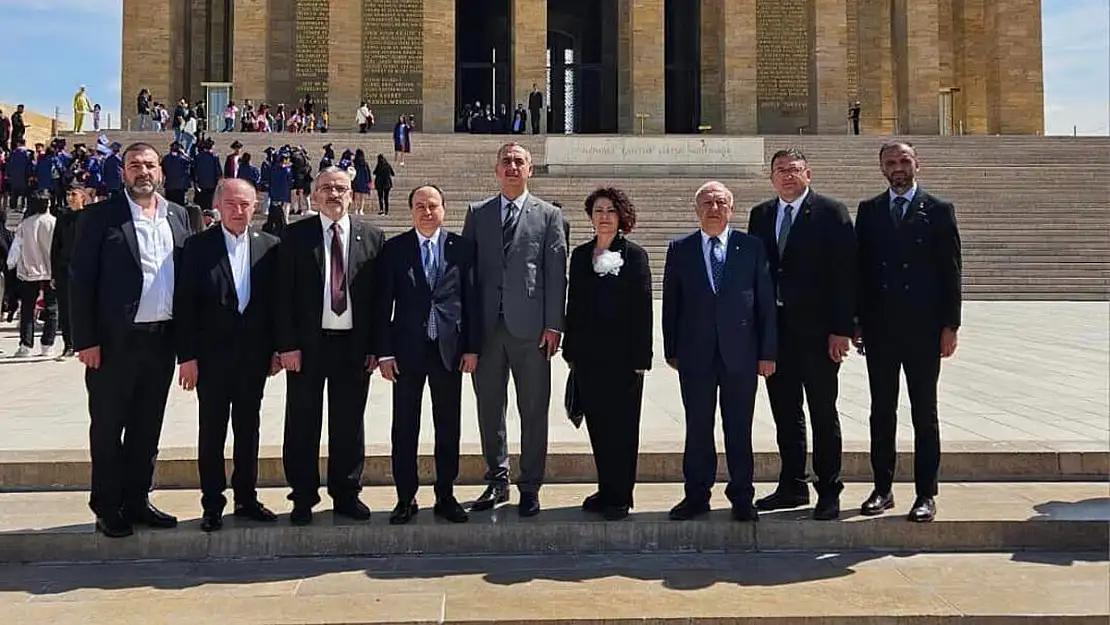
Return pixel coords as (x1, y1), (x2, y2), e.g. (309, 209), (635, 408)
(472, 319), (551, 493)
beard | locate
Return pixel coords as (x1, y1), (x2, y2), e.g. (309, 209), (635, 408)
(125, 178), (162, 199)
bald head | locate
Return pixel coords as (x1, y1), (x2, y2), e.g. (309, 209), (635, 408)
(214, 178), (257, 236)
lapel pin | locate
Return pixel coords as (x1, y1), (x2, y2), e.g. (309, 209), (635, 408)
(252, 232), (259, 237)
(356, 235), (362, 241)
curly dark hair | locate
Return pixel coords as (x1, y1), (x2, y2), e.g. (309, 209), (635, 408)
(584, 186), (637, 233)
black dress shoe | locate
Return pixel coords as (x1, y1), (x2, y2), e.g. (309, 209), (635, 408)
(908, 496), (936, 523)
(581, 492), (604, 513)
(200, 511), (223, 532)
(755, 490), (810, 511)
(95, 512), (134, 538)
(860, 490), (895, 516)
(669, 498), (710, 521)
(234, 501), (278, 523)
(433, 497), (470, 523)
(333, 497), (372, 521)
(518, 492), (541, 517)
(290, 505), (313, 526)
(470, 484), (509, 511)
(389, 500), (419, 525)
(602, 505), (630, 521)
(813, 497), (840, 521)
(731, 504), (760, 522)
(123, 502), (178, 528)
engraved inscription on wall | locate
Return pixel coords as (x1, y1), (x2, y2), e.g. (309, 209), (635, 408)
(846, 0), (860, 102)
(295, 0), (330, 105)
(755, 0), (810, 132)
(362, 0), (424, 107)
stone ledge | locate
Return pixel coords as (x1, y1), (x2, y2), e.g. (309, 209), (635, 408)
(0, 483), (1105, 563)
(0, 446), (1105, 492)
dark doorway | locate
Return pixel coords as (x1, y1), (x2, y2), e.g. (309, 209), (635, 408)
(665, 0), (701, 133)
(547, 0), (618, 134)
(456, 0), (511, 132)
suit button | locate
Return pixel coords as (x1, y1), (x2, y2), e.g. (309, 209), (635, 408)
(903, 263), (909, 269)
(881, 284), (887, 290)
(881, 261), (887, 267)
(904, 285), (911, 291)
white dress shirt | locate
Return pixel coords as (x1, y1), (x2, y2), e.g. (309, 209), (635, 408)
(128, 191), (176, 323)
(700, 226), (731, 293)
(319, 213), (353, 330)
(776, 186), (810, 244)
(888, 182), (919, 217)
(222, 226), (251, 313)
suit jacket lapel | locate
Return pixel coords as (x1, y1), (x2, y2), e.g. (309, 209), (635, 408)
(761, 202), (780, 264)
(118, 197), (141, 268)
(408, 229), (431, 297)
(690, 233), (714, 295)
(721, 230), (745, 294)
(247, 227), (266, 308)
(309, 216), (326, 284)
(348, 217), (367, 276)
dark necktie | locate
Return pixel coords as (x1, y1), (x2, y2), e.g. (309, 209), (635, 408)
(891, 197), (908, 227)
(424, 239), (439, 340)
(330, 222), (347, 315)
(502, 201), (518, 257)
(710, 236), (725, 294)
(777, 204), (794, 256)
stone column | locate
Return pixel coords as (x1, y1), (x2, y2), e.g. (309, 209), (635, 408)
(856, 0), (896, 133)
(813, 0), (849, 133)
(122, 0), (173, 130)
(512, 0), (547, 130)
(955, 0), (991, 133)
(232, 0), (269, 105)
(327, 0), (361, 131)
(618, 0), (665, 134)
(422, 0), (455, 132)
(700, 0), (723, 132)
(992, 0), (1043, 134)
(719, 0), (758, 134)
(898, 0), (941, 134)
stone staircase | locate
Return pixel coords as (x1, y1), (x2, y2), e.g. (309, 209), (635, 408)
(95, 131), (1110, 301)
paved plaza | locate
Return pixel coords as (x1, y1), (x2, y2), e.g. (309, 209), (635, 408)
(0, 301), (1105, 455)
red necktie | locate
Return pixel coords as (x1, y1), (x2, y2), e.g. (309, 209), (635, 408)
(330, 222), (347, 315)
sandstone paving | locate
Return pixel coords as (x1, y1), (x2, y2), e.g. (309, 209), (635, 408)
(0, 301), (1105, 459)
(0, 551), (1104, 624)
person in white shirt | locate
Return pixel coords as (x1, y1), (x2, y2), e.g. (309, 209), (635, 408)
(273, 167), (386, 526)
(6, 191), (56, 357)
(70, 142), (191, 538)
(174, 178), (282, 532)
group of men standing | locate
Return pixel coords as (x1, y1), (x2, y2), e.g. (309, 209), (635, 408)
(69, 137), (959, 539)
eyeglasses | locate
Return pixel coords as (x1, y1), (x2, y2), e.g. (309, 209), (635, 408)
(772, 166), (807, 177)
(317, 184), (351, 194)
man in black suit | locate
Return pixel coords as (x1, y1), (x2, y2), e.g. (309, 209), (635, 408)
(747, 148), (856, 521)
(662, 181), (777, 522)
(854, 141), (962, 523)
(375, 185), (479, 525)
(174, 178), (281, 532)
(275, 166), (386, 525)
(71, 142), (192, 538)
(528, 84), (543, 134)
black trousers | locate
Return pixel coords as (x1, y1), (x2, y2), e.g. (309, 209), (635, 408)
(864, 329), (942, 497)
(580, 365), (644, 508)
(765, 311), (843, 498)
(678, 352), (757, 505)
(55, 274), (71, 351)
(851, 118), (860, 135)
(376, 188), (390, 214)
(282, 332), (371, 507)
(18, 280), (56, 348)
(390, 340), (462, 503)
(86, 322), (176, 517)
(196, 353), (269, 512)
(195, 187), (216, 212)
(165, 189), (187, 207)
(530, 111), (540, 134)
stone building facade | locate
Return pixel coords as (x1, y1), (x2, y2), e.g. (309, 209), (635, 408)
(122, 0), (1044, 135)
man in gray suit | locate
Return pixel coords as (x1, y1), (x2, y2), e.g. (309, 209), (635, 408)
(462, 142), (568, 517)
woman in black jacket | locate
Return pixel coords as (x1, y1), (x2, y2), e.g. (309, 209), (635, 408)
(372, 154), (394, 215)
(561, 187), (653, 520)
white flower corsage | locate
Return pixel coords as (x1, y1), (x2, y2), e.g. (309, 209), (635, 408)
(593, 250), (624, 277)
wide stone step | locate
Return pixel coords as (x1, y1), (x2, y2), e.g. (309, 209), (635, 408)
(2, 443), (1105, 492)
(0, 483), (1106, 564)
(0, 551), (1105, 624)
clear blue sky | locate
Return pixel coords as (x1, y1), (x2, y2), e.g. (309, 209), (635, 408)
(1, 0), (1106, 135)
